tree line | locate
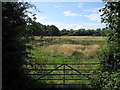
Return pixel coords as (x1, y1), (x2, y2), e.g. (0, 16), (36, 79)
(31, 21), (106, 36)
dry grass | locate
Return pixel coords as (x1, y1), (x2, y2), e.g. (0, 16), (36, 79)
(34, 36), (105, 58)
(43, 44), (100, 57)
(34, 36), (106, 41)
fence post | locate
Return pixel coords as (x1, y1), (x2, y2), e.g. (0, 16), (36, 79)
(63, 64), (65, 88)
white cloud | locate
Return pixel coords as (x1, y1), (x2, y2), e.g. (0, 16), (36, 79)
(84, 7), (104, 12)
(84, 8), (101, 12)
(40, 21), (105, 30)
(64, 11), (82, 16)
(53, 5), (59, 8)
(77, 3), (84, 8)
(64, 11), (77, 16)
(28, 13), (48, 22)
(84, 13), (101, 22)
(64, 11), (102, 22)
(53, 5), (69, 8)
(84, 9), (97, 12)
(35, 16), (48, 22)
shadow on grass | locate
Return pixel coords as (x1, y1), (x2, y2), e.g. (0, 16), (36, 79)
(24, 79), (98, 90)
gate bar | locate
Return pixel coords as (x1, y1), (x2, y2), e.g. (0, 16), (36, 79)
(23, 69), (102, 71)
(28, 63), (101, 65)
(38, 79), (90, 80)
(26, 73), (94, 75)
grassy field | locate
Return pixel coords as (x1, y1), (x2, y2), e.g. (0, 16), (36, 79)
(25, 36), (107, 88)
(27, 36), (106, 63)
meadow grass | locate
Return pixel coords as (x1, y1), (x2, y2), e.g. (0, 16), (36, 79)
(25, 36), (107, 88)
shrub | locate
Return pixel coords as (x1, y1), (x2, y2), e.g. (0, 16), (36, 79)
(92, 71), (120, 90)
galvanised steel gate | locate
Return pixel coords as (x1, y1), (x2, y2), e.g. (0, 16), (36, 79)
(23, 63), (102, 87)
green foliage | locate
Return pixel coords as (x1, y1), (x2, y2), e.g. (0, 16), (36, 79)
(93, 2), (120, 90)
(60, 28), (106, 36)
(31, 21), (44, 36)
(100, 2), (120, 71)
(60, 29), (70, 36)
(46, 25), (60, 36)
(30, 22), (61, 36)
(92, 71), (120, 90)
(2, 2), (35, 89)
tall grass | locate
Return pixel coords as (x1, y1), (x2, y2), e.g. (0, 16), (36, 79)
(44, 44), (100, 58)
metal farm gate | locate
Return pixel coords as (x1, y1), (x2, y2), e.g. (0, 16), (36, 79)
(23, 62), (102, 88)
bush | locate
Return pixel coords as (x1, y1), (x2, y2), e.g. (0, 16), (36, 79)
(93, 71), (120, 90)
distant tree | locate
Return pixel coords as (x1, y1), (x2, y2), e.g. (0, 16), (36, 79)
(60, 29), (69, 36)
(67, 29), (76, 36)
(31, 21), (44, 36)
(80, 29), (84, 36)
(74, 29), (82, 36)
(60, 28), (105, 36)
(41, 25), (47, 36)
(46, 25), (60, 36)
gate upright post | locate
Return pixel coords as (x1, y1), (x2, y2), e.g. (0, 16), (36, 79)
(63, 64), (65, 88)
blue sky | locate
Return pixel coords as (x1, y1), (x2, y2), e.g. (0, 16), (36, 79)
(28, 2), (106, 30)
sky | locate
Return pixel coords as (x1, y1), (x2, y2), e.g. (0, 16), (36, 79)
(28, 2), (106, 30)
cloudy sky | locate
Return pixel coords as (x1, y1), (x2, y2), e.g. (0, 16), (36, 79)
(29, 2), (106, 30)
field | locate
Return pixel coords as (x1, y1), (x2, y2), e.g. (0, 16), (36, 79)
(25, 36), (107, 88)
(27, 36), (106, 63)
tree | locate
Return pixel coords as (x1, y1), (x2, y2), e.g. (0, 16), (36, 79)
(60, 28), (105, 36)
(60, 29), (69, 36)
(31, 21), (44, 36)
(67, 29), (75, 36)
(45, 25), (60, 36)
(93, 2), (120, 89)
(2, 2), (35, 89)
(100, 2), (120, 72)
